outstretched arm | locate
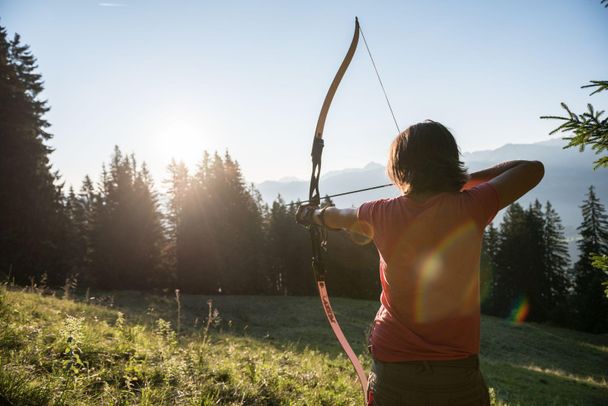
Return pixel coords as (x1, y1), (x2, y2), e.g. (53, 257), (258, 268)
(317, 207), (358, 230)
(297, 206), (358, 230)
(296, 206), (374, 240)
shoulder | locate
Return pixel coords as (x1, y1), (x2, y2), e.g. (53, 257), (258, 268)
(461, 182), (500, 206)
(357, 197), (403, 223)
(459, 182), (500, 228)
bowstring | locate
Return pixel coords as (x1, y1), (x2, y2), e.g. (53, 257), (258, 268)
(359, 22), (401, 134)
(291, 20), (401, 209)
(289, 183), (393, 206)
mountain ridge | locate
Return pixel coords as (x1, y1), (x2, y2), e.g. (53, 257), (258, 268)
(256, 139), (607, 259)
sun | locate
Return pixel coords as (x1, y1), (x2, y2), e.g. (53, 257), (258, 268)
(153, 113), (208, 164)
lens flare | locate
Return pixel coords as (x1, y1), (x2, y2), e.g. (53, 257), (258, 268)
(348, 220), (374, 246)
(509, 296), (530, 325)
(413, 220), (478, 323)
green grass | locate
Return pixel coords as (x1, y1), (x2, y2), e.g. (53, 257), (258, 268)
(0, 287), (606, 405)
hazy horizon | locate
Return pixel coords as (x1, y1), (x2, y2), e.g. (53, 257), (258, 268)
(2, 0), (607, 189)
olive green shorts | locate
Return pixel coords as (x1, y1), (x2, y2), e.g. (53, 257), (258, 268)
(367, 355), (490, 406)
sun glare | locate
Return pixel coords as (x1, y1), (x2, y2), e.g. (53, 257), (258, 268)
(153, 114), (208, 165)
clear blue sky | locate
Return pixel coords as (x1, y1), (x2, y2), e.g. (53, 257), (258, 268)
(2, 0), (607, 189)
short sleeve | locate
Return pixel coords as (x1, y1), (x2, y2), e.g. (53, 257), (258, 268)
(357, 199), (384, 225)
(357, 199), (389, 240)
(465, 182), (500, 229)
(357, 201), (373, 224)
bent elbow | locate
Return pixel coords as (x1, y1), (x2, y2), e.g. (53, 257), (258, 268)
(532, 160), (545, 183)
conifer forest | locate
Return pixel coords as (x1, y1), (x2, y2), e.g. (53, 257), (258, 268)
(1, 23), (607, 334)
(1, 2), (608, 404)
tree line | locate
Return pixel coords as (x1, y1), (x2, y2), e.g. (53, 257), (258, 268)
(480, 191), (608, 332)
(1, 25), (607, 332)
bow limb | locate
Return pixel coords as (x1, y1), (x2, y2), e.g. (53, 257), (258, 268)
(314, 17), (360, 139)
(309, 17), (360, 207)
(307, 17), (368, 403)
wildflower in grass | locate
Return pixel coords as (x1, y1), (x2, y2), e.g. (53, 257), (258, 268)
(201, 299), (221, 346)
(155, 318), (177, 348)
(61, 315), (87, 374)
(114, 311), (125, 331)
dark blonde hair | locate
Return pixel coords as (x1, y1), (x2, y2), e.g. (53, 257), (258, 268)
(387, 120), (468, 194)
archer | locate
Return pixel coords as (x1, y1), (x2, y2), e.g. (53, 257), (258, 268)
(297, 120), (544, 405)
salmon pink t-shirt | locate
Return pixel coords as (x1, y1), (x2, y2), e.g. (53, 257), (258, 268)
(358, 183), (499, 362)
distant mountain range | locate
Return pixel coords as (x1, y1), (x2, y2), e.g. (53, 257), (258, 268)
(256, 139), (607, 260)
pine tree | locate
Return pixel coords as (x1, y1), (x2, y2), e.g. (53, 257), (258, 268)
(491, 201), (574, 323)
(0, 26), (69, 285)
(264, 197), (312, 295)
(525, 200), (552, 321)
(165, 160), (189, 243)
(249, 183), (270, 293)
(492, 204), (526, 317)
(492, 203), (550, 321)
(75, 176), (97, 285)
(165, 159), (189, 280)
(177, 152), (221, 294)
(65, 186), (89, 277)
(173, 151), (268, 294)
(480, 223), (499, 314)
(543, 201), (571, 316)
(266, 196), (291, 295)
(88, 147), (165, 290)
(574, 186), (608, 332)
(134, 163), (167, 287)
(220, 152), (267, 294)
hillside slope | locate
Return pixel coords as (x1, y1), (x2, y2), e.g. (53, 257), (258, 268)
(1, 289), (606, 405)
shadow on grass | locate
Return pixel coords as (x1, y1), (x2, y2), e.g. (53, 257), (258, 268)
(94, 290), (608, 405)
(483, 358), (608, 406)
(481, 317), (608, 383)
(106, 290), (374, 358)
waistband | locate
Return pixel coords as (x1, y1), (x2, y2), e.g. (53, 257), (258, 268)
(374, 354), (480, 370)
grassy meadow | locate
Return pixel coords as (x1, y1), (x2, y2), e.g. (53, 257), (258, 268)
(0, 287), (606, 405)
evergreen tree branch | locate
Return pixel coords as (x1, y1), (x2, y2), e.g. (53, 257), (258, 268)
(591, 254), (608, 298)
(540, 81), (608, 169)
(582, 80), (608, 96)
